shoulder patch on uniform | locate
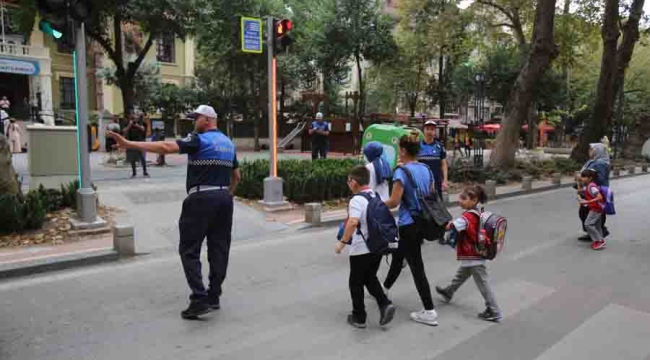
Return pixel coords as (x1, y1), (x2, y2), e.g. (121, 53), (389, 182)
(181, 135), (194, 142)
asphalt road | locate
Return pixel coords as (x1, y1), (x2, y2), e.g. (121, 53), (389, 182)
(1, 175), (650, 360)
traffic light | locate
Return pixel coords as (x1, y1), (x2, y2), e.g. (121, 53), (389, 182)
(274, 19), (293, 54)
(36, 0), (91, 47)
(38, 19), (64, 39)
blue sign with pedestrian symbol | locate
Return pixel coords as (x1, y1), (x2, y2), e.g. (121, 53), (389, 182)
(241, 17), (263, 54)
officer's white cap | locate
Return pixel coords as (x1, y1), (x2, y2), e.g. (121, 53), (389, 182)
(188, 105), (218, 120)
(316, 112), (324, 119)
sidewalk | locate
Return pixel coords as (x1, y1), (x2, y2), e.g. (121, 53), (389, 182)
(0, 233), (116, 280)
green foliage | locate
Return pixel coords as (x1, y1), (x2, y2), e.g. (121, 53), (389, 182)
(236, 159), (360, 203)
(22, 191), (47, 231)
(449, 158), (581, 185)
(97, 58), (162, 114)
(0, 181), (94, 234)
(0, 193), (25, 234)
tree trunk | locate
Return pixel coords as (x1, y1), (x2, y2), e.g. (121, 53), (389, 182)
(120, 77), (136, 116)
(0, 135), (19, 195)
(611, 0), (645, 127)
(526, 104), (538, 149)
(571, 0), (620, 163)
(438, 54), (446, 118)
(491, 0), (559, 169)
(354, 51), (363, 155)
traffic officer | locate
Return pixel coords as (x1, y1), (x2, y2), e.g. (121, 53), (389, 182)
(308, 112), (330, 160)
(108, 105), (241, 320)
(417, 119), (448, 199)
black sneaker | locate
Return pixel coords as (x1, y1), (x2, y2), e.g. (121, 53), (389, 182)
(143, 173), (150, 178)
(436, 286), (453, 303)
(379, 303), (396, 326)
(207, 297), (220, 310)
(578, 234), (592, 242)
(181, 301), (212, 320)
(347, 314), (367, 329)
(478, 308), (502, 323)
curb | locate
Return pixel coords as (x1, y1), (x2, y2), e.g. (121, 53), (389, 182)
(0, 248), (122, 281)
(300, 170), (650, 230)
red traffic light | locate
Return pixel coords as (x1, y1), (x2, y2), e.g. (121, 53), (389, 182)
(276, 19), (293, 36)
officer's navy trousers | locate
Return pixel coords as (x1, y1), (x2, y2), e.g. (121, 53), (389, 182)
(178, 190), (233, 302)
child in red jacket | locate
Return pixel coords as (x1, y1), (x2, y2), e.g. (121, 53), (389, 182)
(436, 185), (502, 322)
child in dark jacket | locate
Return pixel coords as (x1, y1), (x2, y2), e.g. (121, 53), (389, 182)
(436, 185), (502, 322)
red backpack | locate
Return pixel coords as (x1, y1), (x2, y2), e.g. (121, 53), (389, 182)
(468, 209), (508, 260)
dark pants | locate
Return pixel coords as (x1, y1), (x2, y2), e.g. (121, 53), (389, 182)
(178, 190), (234, 302)
(350, 253), (391, 323)
(579, 206), (608, 235)
(312, 142), (328, 160)
(384, 223), (435, 310)
(130, 151), (147, 176)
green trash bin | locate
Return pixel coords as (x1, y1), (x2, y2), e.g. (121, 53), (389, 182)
(361, 124), (424, 168)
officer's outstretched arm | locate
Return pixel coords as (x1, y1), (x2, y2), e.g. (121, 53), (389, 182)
(129, 140), (180, 154)
(107, 131), (179, 154)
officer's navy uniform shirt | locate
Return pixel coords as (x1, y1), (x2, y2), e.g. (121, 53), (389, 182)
(417, 139), (446, 186)
(176, 129), (238, 194)
(311, 121), (330, 144)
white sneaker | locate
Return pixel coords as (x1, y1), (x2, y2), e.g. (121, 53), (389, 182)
(410, 309), (439, 326)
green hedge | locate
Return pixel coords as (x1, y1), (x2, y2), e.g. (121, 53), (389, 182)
(0, 181), (93, 234)
(236, 159), (359, 203)
(450, 158), (582, 185)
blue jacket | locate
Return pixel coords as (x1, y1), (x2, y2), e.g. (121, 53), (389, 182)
(584, 159), (610, 187)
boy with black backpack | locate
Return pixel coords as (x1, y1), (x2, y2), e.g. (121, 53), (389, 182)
(335, 166), (397, 329)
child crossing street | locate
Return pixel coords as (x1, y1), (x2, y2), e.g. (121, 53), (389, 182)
(580, 169), (607, 250)
(335, 166), (396, 329)
(436, 185), (502, 322)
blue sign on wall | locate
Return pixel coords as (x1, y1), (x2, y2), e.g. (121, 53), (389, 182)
(0, 58), (40, 75)
(241, 17), (263, 54)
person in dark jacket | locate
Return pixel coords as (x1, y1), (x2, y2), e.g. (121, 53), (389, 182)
(577, 143), (610, 241)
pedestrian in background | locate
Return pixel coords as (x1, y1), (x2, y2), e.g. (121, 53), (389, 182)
(108, 105), (241, 320)
(464, 137), (472, 158)
(122, 114), (149, 178)
(418, 120), (448, 199)
(336, 165), (396, 329)
(309, 112), (330, 160)
(579, 169), (607, 251)
(6, 119), (22, 154)
(363, 141), (391, 202)
(0, 96), (10, 114)
(577, 143), (610, 241)
(384, 132), (439, 327)
(105, 116), (121, 153)
(436, 185), (502, 322)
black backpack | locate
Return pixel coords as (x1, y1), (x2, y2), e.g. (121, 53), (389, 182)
(398, 165), (452, 241)
(353, 192), (399, 254)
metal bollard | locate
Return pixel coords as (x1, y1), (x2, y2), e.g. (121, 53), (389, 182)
(304, 203), (322, 226)
(521, 176), (533, 191)
(552, 173), (562, 186)
(485, 180), (497, 200)
(113, 224), (136, 256)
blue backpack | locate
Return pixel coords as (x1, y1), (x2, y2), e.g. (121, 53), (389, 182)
(354, 192), (399, 254)
(600, 186), (616, 215)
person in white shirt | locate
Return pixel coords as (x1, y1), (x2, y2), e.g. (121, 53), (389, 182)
(335, 165), (395, 329)
(363, 141), (392, 202)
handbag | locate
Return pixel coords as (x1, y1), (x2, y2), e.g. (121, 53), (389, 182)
(398, 165), (452, 241)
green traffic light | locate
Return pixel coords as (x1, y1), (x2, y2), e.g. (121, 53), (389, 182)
(39, 19), (64, 39)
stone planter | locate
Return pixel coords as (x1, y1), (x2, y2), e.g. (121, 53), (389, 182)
(485, 180), (497, 200)
(521, 176), (533, 191)
(552, 173), (562, 186)
(642, 164), (648, 173)
(613, 169), (621, 178)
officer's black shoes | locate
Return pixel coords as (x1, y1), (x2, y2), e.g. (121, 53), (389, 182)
(207, 297), (220, 310)
(181, 301), (212, 320)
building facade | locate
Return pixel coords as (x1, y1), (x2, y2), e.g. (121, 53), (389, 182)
(0, 1), (195, 125)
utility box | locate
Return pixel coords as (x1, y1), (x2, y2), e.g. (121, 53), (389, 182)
(361, 124), (424, 168)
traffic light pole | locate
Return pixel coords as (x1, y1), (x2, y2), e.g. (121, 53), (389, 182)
(73, 22), (101, 226)
(261, 16), (288, 211)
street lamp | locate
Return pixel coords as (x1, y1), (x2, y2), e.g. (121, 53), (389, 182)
(473, 73), (485, 167)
